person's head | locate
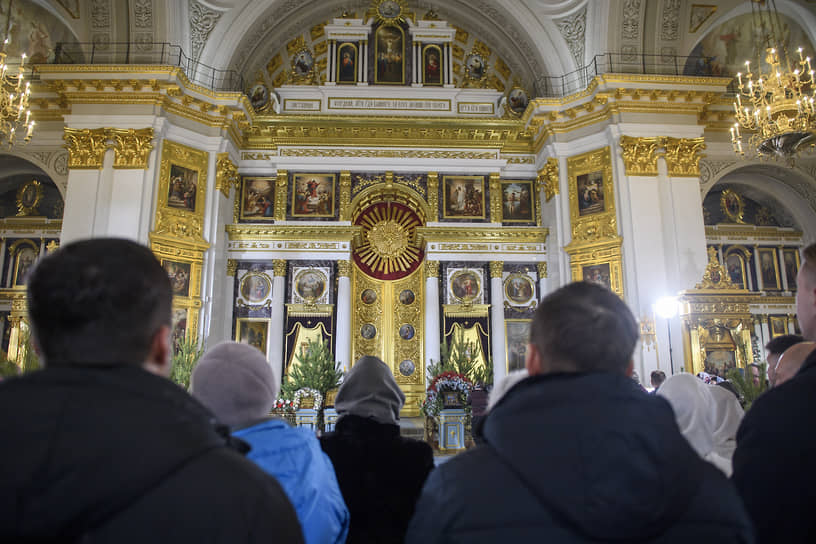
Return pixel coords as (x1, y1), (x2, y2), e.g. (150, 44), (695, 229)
(27, 238), (172, 374)
(765, 334), (804, 386)
(191, 341), (279, 427)
(650, 370), (667, 390)
(526, 282), (639, 376)
(335, 356), (405, 425)
(774, 341), (816, 387)
(747, 363), (761, 387)
(796, 243), (816, 340)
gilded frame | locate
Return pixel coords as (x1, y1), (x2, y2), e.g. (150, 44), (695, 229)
(449, 268), (483, 304)
(16, 179), (43, 216)
(239, 270), (273, 304)
(723, 248), (748, 289)
(170, 308), (189, 351)
(503, 272), (536, 307)
(769, 315), (788, 338)
(9, 239), (38, 286)
(505, 319), (531, 373)
(291, 173), (336, 218)
(422, 44), (443, 86)
(235, 317), (270, 355)
(293, 267), (329, 304)
(720, 189), (745, 224)
(782, 248), (800, 290)
(154, 139), (208, 241)
(374, 24), (406, 85)
(757, 247), (781, 290)
(500, 179), (535, 223)
(442, 175), (486, 219)
(162, 259), (193, 298)
(336, 42), (358, 84)
(240, 177), (276, 221)
(567, 147), (615, 227)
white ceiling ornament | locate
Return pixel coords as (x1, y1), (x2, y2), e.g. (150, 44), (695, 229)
(190, 0), (224, 61)
(555, 7), (586, 68)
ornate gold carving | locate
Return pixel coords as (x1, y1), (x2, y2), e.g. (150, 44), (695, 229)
(355, 203), (422, 276)
(339, 171), (352, 221)
(426, 172), (439, 221)
(276, 148), (500, 160)
(215, 153), (239, 198)
(274, 170), (288, 221)
(720, 189), (745, 224)
(272, 259), (287, 277)
(695, 247), (741, 290)
(226, 259), (238, 276)
(337, 260), (351, 277)
(537, 158), (559, 203)
(419, 226), (549, 245)
(16, 180), (43, 216)
(63, 127), (108, 169)
(566, 146), (618, 248)
(663, 137), (705, 177)
(425, 260), (439, 278)
(489, 173), (502, 223)
(566, 238), (625, 298)
(537, 261), (548, 278)
(226, 224), (360, 242)
(619, 135), (660, 176)
(45, 240), (59, 253)
(490, 261), (504, 278)
(110, 128), (154, 169)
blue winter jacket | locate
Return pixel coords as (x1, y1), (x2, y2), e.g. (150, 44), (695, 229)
(234, 418), (349, 544)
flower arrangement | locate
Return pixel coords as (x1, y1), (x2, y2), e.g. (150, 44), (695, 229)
(274, 398), (296, 412)
(421, 371), (473, 417)
(292, 387), (323, 411)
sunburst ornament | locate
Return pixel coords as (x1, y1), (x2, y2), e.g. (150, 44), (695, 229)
(367, 0), (410, 26)
(354, 201), (424, 280)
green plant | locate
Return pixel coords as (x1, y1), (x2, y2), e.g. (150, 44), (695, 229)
(284, 338), (343, 399)
(431, 328), (493, 386)
(726, 362), (767, 410)
(0, 358), (20, 378)
(170, 336), (204, 390)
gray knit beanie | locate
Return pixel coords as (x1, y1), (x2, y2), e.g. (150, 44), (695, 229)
(335, 355), (405, 425)
(191, 341), (279, 428)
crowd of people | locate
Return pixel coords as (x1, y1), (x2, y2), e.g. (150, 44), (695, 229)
(1, 237), (815, 543)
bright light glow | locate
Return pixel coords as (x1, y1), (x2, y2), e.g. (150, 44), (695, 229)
(655, 296), (679, 319)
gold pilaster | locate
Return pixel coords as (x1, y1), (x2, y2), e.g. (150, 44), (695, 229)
(490, 261), (504, 278)
(7, 292), (28, 366)
(273, 259), (287, 277)
(537, 158), (559, 203)
(215, 153), (239, 198)
(110, 128), (154, 169)
(489, 172), (501, 223)
(426, 172), (439, 221)
(663, 137), (706, 177)
(537, 261), (548, 278)
(619, 135), (659, 176)
(425, 260), (439, 278)
(226, 259), (238, 276)
(274, 170), (288, 221)
(337, 259), (351, 277)
(63, 128), (109, 169)
(339, 171), (352, 221)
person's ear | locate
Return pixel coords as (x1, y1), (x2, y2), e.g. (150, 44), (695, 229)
(624, 359), (634, 377)
(525, 343), (544, 375)
(143, 325), (171, 378)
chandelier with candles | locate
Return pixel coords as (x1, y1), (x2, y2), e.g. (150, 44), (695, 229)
(730, 1), (815, 165)
(0, 2), (34, 148)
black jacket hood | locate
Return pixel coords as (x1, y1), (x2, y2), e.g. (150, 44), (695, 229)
(0, 365), (241, 541)
(483, 372), (705, 542)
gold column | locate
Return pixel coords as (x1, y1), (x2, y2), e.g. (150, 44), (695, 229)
(425, 259), (439, 277)
(489, 172), (501, 223)
(490, 260), (504, 278)
(63, 128), (109, 169)
(109, 128), (154, 169)
(7, 292), (28, 367)
(426, 172), (439, 221)
(339, 171), (352, 221)
(337, 259), (351, 277)
(274, 170), (288, 221)
(273, 259), (287, 277)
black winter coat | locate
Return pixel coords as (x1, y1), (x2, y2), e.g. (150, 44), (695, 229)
(0, 365), (304, 544)
(407, 372), (755, 544)
(320, 415), (434, 544)
(732, 349), (816, 543)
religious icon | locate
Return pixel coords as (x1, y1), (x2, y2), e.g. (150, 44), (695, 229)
(17, 180), (42, 214)
(240, 272), (272, 303)
(240, 178), (276, 221)
(167, 164), (198, 212)
(720, 189), (745, 223)
(248, 83), (270, 111)
(294, 269), (327, 303)
(576, 171), (604, 217)
(171, 309), (187, 352)
(442, 175), (485, 219)
(507, 88), (529, 116)
(236, 319), (269, 354)
(465, 53), (486, 80)
(450, 269), (481, 303)
(361, 289), (377, 304)
(291, 174), (336, 217)
(399, 324), (415, 340)
(423, 45), (442, 85)
(704, 349), (736, 378)
(758, 248), (780, 290)
(770, 316), (788, 338)
(375, 25), (404, 84)
(399, 359), (415, 376)
(292, 49), (314, 76)
(12, 244), (38, 286)
(399, 289), (415, 305)
(505, 320), (531, 372)
(725, 253), (746, 289)
(163, 260), (192, 297)
(504, 273), (535, 305)
(783, 248), (799, 290)
(582, 263), (612, 291)
(501, 180), (534, 222)
(377, 0), (401, 19)
(361, 323), (377, 340)
(337, 43), (357, 83)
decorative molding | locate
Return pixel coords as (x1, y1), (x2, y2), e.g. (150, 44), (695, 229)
(110, 128), (154, 169)
(190, 1), (223, 61)
(226, 259), (238, 276)
(273, 259), (287, 276)
(537, 158), (559, 202)
(63, 128), (109, 169)
(663, 137), (706, 177)
(537, 261), (548, 279)
(57, 0), (80, 18)
(215, 152), (239, 197)
(490, 261), (504, 278)
(274, 170), (288, 221)
(555, 7), (587, 67)
(339, 171), (352, 221)
(489, 173), (502, 224)
(425, 260), (439, 278)
(277, 148), (499, 160)
(622, 0), (642, 41)
(619, 136), (660, 176)
(426, 172), (439, 221)
(660, 0), (681, 41)
(337, 260), (351, 277)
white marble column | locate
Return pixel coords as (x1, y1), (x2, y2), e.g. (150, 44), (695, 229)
(779, 246), (789, 292)
(445, 43), (453, 86)
(537, 262), (548, 299)
(760, 315), (771, 347)
(328, 40), (336, 83)
(490, 261), (507, 384)
(753, 245), (764, 291)
(335, 260), (352, 371)
(753, 316), (765, 359)
(269, 260), (287, 389)
(424, 260), (441, 380)
(788, 314), (796, 334)
(361, 41), (369, 85)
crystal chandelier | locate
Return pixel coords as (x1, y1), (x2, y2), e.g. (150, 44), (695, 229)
(730, 0), (815, 165)
(0, 1), (34, 147)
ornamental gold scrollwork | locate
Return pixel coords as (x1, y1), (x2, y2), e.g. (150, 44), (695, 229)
(63, 128), (109, 169)
(337, 260), (351, 277)
(215, 152), (239, 198)
(426, 173), (439, 220)
(273, 259), (287, 277)
(537, 261), (548, 279)
(425, 260), (439, 278)
(537, 158), (559, 203)
(490, 261), (504, 278)
(109, 128), (154, 169)
(619, 135), (660, 176)
(489, 173), (502, 223)
(226, 259), (238, 276)
(16, 180), (43, 216)
(662, 137), (706, 177)
(695, 247), (740, 290)
(339, 172), (352, 221)
(274, 170), (288, 221)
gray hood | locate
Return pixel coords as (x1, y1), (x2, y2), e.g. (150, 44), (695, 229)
(335, 356), (405, 425)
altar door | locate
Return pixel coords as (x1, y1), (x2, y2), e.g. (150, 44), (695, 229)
(352, 262), (425, 416)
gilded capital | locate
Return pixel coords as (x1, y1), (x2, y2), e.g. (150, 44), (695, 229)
(425, 260), (439, 278)
(339, 171), (352, 221)
(536, 158), (559, 202)
(274, 170), (288, 221)
(273, 259), (287, 277)
(110, 128), (154, 169)
(537, 261), (548, 278)
(46, 240), (59, 254)
(490, 261), (504, 278)
(63, 127), (109, 169)
(489, 172), (502, 223)
(426, 172), (439, 221)
(215, 153), (239, 198)
(662, 137), (706, 177)
(619, 135), (659, 176)
(337, 259), (351, 277)
(226, 259), (238, 277)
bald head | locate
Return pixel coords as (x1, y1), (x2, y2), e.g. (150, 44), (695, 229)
(775, 342), (816, 387)
(795, 244), (816, 341)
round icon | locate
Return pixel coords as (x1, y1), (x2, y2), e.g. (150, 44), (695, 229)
(361, 289), (377, 304)
(399, 359), (415, 376)
(399, 324), (415, 340)
(399, 289), (415, 305)
(361, 323), (377, 340)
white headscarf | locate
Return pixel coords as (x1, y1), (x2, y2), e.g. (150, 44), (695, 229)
(709, 385), (744, 462)
(658, 373), (732, 476)
(487, 369), (528, 411)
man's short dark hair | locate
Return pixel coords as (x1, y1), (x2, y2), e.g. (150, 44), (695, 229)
(530, 281), (639, 374)
(650, 370), (666, 387)
(27, 238), (172, 367)
(765, 334), (804, 356)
